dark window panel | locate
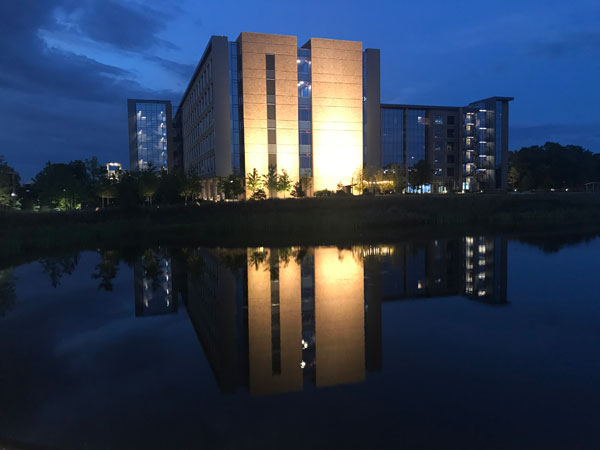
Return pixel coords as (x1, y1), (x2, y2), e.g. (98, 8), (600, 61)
(266, 54), (275, 71)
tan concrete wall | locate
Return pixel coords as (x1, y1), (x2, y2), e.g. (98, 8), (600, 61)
(238, 32), (299, 197)
(314, 247), (365, 387)
(246, 249), (302, 396)
(310, 38), (363, 192)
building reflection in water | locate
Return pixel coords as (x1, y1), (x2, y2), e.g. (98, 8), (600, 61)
(133, 248), (177, 317)
(136, 237), (507, 396)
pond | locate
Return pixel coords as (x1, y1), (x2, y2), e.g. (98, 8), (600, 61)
(0, 234), (599, 449)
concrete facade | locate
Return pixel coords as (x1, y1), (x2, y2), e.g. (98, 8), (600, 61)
(310, 38), (364, 192)
(238, 32), (300, 198)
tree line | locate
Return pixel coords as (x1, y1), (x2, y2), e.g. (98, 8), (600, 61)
(1, 142), (598, 211)
(508, 142), (600, 191)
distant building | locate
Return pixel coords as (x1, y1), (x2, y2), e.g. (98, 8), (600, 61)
(127, 99), (172, 171)
(379, 97), (513, 193)
(105, 162), (122, 179)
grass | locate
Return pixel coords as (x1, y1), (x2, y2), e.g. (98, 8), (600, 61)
(1, 192), (600, 263)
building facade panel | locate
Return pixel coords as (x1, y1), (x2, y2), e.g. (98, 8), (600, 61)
(314, 247), (365, 387)
(238, 32), (300, 197)
(310, 38), (363, 192)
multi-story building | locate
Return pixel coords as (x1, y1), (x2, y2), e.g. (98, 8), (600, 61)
(170, 31), (512, 197)
(176, 32), (372, 199)
(127, 99), (172, 171)
(379, 97), (513, 192)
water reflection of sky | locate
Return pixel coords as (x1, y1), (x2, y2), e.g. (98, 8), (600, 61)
(0, 236), (598, 449)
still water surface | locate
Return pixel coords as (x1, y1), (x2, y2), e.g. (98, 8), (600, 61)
(0, 235), (599, 449)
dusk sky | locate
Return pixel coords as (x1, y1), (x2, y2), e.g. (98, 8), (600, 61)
(1, 0), (599, 181)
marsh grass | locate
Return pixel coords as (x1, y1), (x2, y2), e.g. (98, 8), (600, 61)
(1, 192), (599, 262)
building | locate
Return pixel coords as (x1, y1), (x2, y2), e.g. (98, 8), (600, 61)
(172, 31), (512, 198)
(379, 97), (513, 193)
(105, 162), (122, 179)
(133, 248), (177, 317)
(127, 99), (173, 171)
(176, 32), (370, 199)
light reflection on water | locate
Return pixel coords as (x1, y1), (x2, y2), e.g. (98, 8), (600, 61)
(0, 234), (598, 449)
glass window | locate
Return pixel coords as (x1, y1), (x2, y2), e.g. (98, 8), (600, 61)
(299, 107), (311, 122)
(447, 155), (455, 164)
(298, 83), (310, 97)
(434, 115), (443, 125)
(266, 79), (276, 95)
(381, 108), (404, 167)
(447, 129), (455, 138)
(447, 115), (455, 125)
(299, 131), (311, 145)
(268, 129), (277, 144)
(266, 54), (275, 71)
(446, 142), (454, 152)
(406, 110), (426, 166)
(267, 104), (276, 120)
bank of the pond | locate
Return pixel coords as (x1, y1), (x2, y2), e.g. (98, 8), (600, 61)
(1, 193), (600, 262)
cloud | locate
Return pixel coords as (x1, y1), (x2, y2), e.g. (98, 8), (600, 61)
(145, 55), (196, 81)
(0, 0), (184, 180)
(529, 30), (600, 58)
(52, 0), (179, 52)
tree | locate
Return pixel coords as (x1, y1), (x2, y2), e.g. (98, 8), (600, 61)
(218, 172), (244, 200)
(32, 161), (89, 210)
(250, 188), (267, 200)
(508, 166), (520, 190)
(386, 163), (407, 193)
(508, 142), (600, 191)
(116, 171), (142, 208)
(263, 165), (279, 198)
(408, 160), (433, 192)
(276, 169), (292, 198)
(180, 173), (202, 205)
(0, 156), (20, 210)
(137, 169), (160, 206)
(96, 178), (118, 208)
(352, 168), (366, 195)
(156, 171), (184, 205)
(290, 181), (305, 198)
(246, 168), (264, 198)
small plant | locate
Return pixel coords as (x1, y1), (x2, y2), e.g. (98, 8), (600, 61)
(290, 181), (305, 198)
(246, 168), (264, 199)
(277, 169), (292, 198)
(263, 165), (279, 198)
(250, 188), (267, 200)
(314, 189), (334, 197)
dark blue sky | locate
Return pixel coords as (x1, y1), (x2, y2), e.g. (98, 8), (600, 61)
(1, 0), (599, 181)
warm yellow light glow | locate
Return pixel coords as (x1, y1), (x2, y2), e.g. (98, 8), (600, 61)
(246, 248), (302, 396)
(311, 38), (363, 192)
(314, 247), (365, 387)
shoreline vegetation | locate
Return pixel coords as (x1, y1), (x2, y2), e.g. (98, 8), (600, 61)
(1, 192), (600, 265)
